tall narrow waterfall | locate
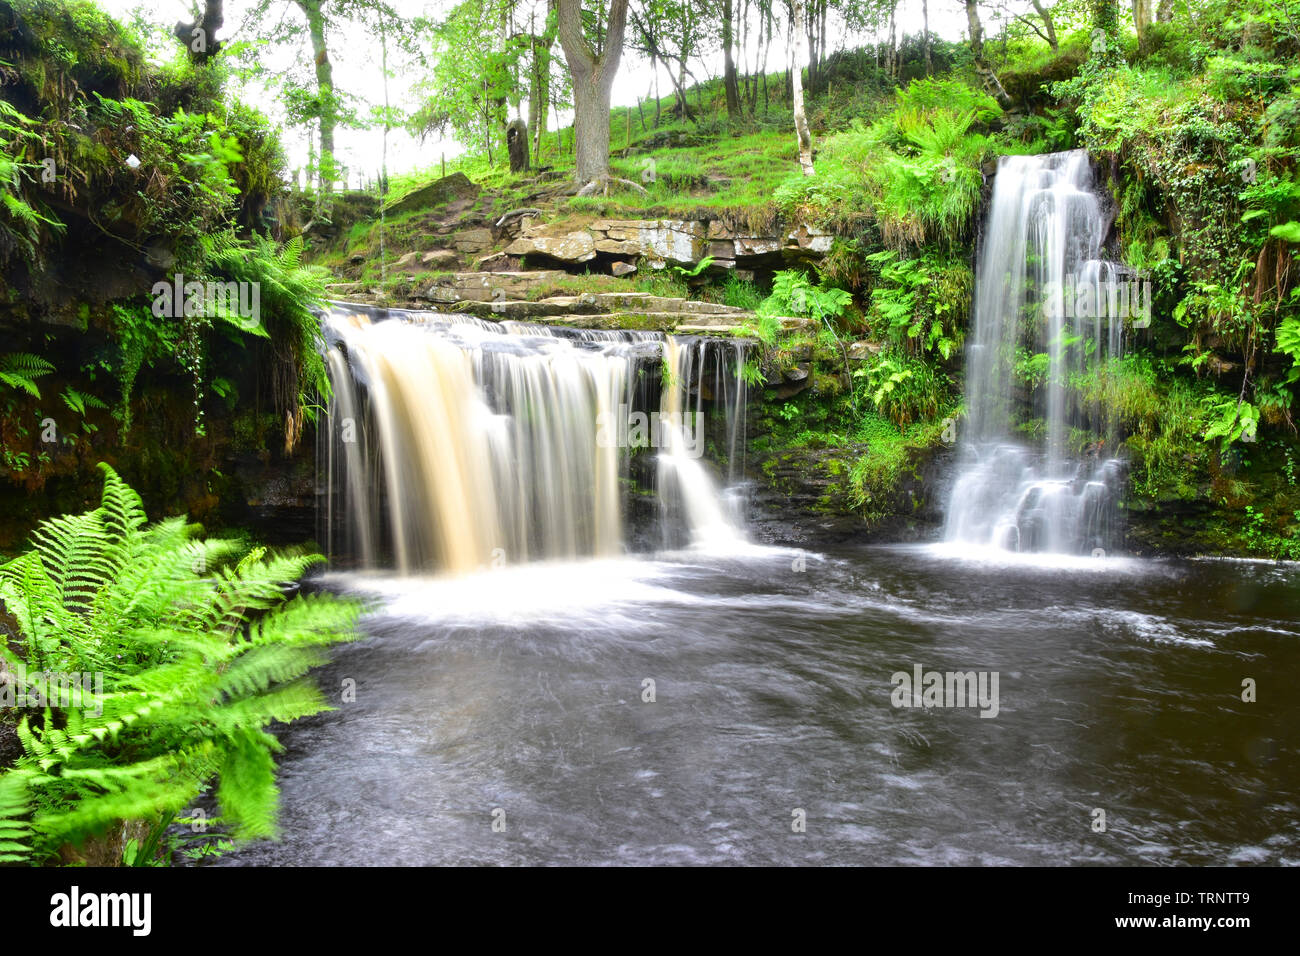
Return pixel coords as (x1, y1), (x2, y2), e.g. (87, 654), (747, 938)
(944, 150), (1136, 554)
(317, 304), (749, 574)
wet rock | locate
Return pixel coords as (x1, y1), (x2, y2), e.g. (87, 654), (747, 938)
(847, 340), (884, 362)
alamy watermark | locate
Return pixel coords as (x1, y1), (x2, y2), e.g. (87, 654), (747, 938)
(151, 274), (260, 322)
(1042, 276), (1152, 330)
(596, 406), (704, 458)
(890, 664), (1000, 718)
(1, 663), (104, 717)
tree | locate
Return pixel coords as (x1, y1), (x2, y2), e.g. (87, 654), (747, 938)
(965, 0), (984, 60)
(964, 0), (1009, 101)
(1029, 0), (1059, 51)
(721, 0), (741, 121)
(523, 2), (560, 162)
(412, 0), (520, 167)
(923, 0), (931, 75)
(172, 0), (224, 63)
(630, 1), (709, 123)
(1091, 0), (1122, 65)
(242, 1), (405, 212)
(556, 0), (630, 188)
(295, 1), (337, 210)
(790, 0), (813, 175)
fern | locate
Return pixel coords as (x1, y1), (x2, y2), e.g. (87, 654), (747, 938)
(0, 769), (32, 863)
(0, 353), (54, 398)
(0, 464), (360, 863)
(60, 387), (108, 417)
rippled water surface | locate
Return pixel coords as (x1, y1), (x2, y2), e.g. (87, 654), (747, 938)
(217, 545), (1300, 866)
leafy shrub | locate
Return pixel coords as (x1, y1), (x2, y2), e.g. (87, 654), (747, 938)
(864, 250), (968, 358)
(721, 273), (764, 312)
(853, 350), (950, 427)
(0, 465), (360, 864)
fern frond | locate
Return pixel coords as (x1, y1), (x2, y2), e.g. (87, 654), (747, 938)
(0, 770), (32, 863)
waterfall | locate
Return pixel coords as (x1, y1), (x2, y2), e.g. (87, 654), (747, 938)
(944, 150), (1133, 555)
(317, 304), (749, 574)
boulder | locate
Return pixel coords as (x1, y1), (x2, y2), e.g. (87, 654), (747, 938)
(847, 340), (884, 362)
(384, 172), (480, 216)
(504, 230), (597, 263)
(452, 228), (494, 254)
(421, 249), (459, 268)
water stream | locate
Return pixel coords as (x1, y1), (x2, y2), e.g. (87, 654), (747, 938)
(217, 546), (1300, 866)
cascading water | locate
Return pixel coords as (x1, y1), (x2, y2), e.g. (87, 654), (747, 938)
(317, 303), (749, 574)
(944, 150), (1137, 555)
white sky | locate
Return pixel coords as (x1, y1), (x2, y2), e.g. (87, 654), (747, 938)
(100, 1), (997, 182)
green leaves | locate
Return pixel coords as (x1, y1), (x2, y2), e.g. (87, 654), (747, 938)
(1269, 221), (1300, 242)
(0, 353), (55, 398)
(0, 771), (32, 864)
(0, 464), (360, 863)
(1277, 317), (1300, 359)
(763, 269), (852, 324)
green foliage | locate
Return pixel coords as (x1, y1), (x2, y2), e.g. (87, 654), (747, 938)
(200, 233), (332, 427)
(733, 311), (783, 347)
(1015, 350), (1052, 390)
(864, 250), (968, 359)
(87, 95), (242, 257)
(410, 0), (546, 168)
(762, 269), (853, 325)
(0, 100), (66, 267)
(794, 78), (1001, 248)
(0, 465), (360, 863)
(721, 273), (763, 312)
(1203, 396), (1262, 445)
(852, 350), (950, 427)
(0, 353), (55, 398)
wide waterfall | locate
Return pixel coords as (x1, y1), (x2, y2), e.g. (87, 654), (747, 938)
(944, 150), (1137, 555)
(317, 303), (749, 574)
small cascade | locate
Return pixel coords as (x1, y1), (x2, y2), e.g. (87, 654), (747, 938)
(317, 304), (749, 574)
(655, 335), (750, 548)
(944, 150), (1135, 555)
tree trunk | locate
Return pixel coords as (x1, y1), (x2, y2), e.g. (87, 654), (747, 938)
(1091, 0), (1121, 64)
(965, 0), (983, 62)
(1156, 0), (1174, 21)
(527, 6), (557, 162)
(790, 0), (813, 176)
(557, 0), (630, 186)
(805, 0), (818, 95)
(722, 0), (741, 121)
(922, 0), (931, 75)
(1092, 0), (1119, 36)
(886, 1), (898, 80)
(653, 54), (662, 128)
(507, 118), (530, 172)
(172, 0), (223, 63)
(818, 0), (827, 87)
(296, 0), (336, 212)
(1132, 0), (1152, 49)
(1031, 0), (1058, 51)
